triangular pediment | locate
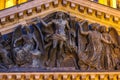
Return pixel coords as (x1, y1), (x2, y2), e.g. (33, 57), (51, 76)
(1, 0), (120, 80)
(0, 0), (120, 34)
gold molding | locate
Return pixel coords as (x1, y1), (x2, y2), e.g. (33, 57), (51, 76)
(0, 0), (120, 78)
(0, 72), (119, 80)
(0, 0), (120, 34)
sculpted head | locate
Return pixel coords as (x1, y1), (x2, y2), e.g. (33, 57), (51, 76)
(99, 26), (107, 33)
(56, 12), (65, 19)
(22, 23), (31, 34)
(90, 23), (100, 31)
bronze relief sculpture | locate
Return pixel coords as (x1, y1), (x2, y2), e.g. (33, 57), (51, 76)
(0, 11), (120, 71)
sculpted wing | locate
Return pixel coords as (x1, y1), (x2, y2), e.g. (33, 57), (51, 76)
(67, 16), (77, 52)
(108, 27), (120, 59)
(31, 23), (45, 53)
(108, 27), (120, 46)
(77, 20), (89, 54)
(12, 25), (23, 48)
(11, 25), (23, 63)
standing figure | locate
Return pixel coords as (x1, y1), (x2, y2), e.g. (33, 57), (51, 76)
(79, 21), (111, 70)
(100, 26), (119, 70)
(40, 12), (70, 67)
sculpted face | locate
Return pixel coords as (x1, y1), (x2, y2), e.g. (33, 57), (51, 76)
(99, 26), (107, 33)
(56, 12), (64, 19)
(90, 23), (100, 31)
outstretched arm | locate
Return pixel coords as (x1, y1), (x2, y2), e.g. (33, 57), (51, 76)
(40, 19), (53, 27)
(66, 21), (70, 30)
(79, 21), (89, 36)
(101, 35), (111, 44)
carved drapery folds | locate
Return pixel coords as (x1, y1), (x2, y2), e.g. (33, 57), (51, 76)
(0, 11), (120, 71)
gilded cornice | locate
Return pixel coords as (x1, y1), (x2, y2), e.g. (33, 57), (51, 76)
(0, 72), (119, 80)
(0, 0), (120, 34)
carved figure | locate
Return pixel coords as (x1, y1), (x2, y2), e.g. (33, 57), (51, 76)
(40, 12), (70, 49)
(12, 24), (44, 68)
(78, 21), (112, 70)
(99, 26), (119, 70)
(40, 12), (71, 67)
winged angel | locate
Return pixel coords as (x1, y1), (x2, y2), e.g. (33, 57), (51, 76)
(78, 20), (120, 70)
(12, 24), (44, 68)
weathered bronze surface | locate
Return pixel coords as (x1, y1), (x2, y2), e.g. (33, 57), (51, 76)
(0, 11), (120, 71)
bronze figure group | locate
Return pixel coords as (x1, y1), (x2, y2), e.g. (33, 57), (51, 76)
(0, 11), (120, 71)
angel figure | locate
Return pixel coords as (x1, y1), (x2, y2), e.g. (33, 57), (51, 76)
(39, 12), (70, 67)
(78, 20), (112, 70)
(101, 26), (120, 70)
(98, 26), (119, 70)
(12, 24), (44, 68)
